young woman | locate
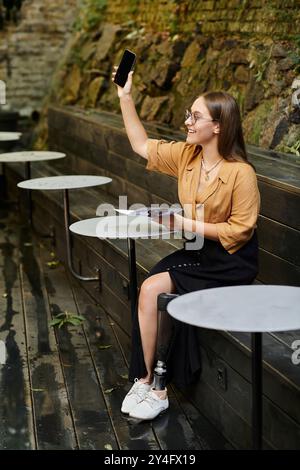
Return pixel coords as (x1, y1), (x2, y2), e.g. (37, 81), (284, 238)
(112, 68), (260, 421)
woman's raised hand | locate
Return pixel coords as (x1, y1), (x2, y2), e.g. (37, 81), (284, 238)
(112, 67), (133, 98)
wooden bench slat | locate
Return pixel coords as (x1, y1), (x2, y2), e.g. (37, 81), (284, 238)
(257, 215), (300, 267)
(257, 248), (300, 285)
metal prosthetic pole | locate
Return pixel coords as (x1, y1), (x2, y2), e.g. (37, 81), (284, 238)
(153, 293), (179, 391)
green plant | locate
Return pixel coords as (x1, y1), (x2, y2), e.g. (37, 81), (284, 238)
(294, 34), (300, 49)
(127, 0), (139, 15)
(254, 53), (271, 83)
(288, 48), (300, 74)
(249, 43), (274, 84)
(72, 0), (107, 32)
(49, 311), (85, 329)
(283, 140), (300, 156)
(236, 0), (250, 22)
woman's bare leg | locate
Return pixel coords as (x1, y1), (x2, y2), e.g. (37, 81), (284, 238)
(138, 272), (176, 383)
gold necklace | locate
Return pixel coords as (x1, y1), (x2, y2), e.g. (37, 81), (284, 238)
(201, 158), (223, 181)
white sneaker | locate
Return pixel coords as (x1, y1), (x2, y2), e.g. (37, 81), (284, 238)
(129, 389), (169, 420)
(121, 379), (153, 414)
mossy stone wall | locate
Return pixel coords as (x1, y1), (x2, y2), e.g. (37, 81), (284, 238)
(42, 0), (300, 154)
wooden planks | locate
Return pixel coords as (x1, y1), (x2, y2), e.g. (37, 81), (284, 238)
(0, 200), (233, 450)
(257, 215), (300, 267)
(257, 248), (300, 286)
(111, 319), (227, 450)
(181, 334), (300, 449)
(19, 228), (77, 450)
(195, 329), (300, 449)
(6, 158), (300, 428)
(47, 105), (300, 288)
(258, 180), (300, 230)
(24, 155), (300, 287)
(39, 243), (119, 450)
(0, 209), (35, 450)
(70, 281), (160, 450)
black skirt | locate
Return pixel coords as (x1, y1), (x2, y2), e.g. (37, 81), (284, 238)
(129, 231), (259, 387)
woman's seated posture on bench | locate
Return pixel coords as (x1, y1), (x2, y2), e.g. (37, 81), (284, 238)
(112, 68), (260, 421)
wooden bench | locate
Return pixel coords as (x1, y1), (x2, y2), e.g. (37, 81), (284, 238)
(4, 105), (300, 450)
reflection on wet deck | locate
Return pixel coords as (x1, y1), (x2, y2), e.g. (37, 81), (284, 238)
(0, 203), (230, 450)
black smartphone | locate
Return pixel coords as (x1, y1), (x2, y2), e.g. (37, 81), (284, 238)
(113, 49), (136, 88)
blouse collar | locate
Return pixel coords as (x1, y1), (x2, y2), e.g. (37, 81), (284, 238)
(186, 147), (234, 184)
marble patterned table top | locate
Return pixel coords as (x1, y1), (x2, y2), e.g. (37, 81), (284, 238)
(0, 132), (22, 141)
(18, 174), (112, 190)
(0, 150), (66, 162)
(167, 285), (300, 333)
(70, 215), (177, 239)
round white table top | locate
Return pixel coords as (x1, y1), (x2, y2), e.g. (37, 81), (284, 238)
(0, 131), (22, 141)
(0, 150), (66, 163)
(70, 215), (178, 239)
(17, 175), (112, 190)
(167, 285), (300, 333)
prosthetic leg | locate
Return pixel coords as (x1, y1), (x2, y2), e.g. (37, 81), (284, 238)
(153, 293), (179, 391)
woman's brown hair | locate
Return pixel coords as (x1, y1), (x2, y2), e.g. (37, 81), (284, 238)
(202, 91), (253, 166)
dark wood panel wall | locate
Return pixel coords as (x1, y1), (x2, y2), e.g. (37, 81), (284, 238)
(48, 106), (300, 286)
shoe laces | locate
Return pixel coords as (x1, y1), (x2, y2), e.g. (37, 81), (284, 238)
(128, 379), (150, 399)
(143, 391), (160, 408)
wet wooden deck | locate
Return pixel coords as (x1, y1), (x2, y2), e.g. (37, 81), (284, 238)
(0, 202), (231, 450)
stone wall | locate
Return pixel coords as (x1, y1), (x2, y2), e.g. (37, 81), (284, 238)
(104, 0), (300, 37)
(0, 0), (79, 116)
(45, 0), (300, 154)
(1, 0), (300, 154)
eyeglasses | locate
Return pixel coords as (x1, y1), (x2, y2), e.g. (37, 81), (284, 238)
(185, 109), (218, 124)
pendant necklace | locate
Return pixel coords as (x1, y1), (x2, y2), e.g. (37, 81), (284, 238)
(201, 158), (223, 181)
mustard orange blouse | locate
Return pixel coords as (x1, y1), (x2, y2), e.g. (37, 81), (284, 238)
(146, 139), (260, 254)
